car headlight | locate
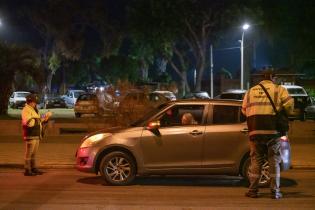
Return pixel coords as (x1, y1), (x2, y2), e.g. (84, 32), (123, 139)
(80, 133), (111, 148)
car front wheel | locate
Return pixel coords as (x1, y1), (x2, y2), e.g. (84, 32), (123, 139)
(99, 151), (136, 186)
(242, 157), (271, 187)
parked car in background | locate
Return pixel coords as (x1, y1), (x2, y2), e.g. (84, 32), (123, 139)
(283, 85), (310, 120)
(74, 93), (100, 118)
(305, 96), (315, 120)
(117, 90), (169, 122)
(9, 91), (30, 108)
(215, 89), (246, 100)
(76, 99), (291, 186)
(39, 94), (67, 109)
(183, 91), (210, 99)
(62, 90), (85, 108)
(153, 90), (176, 101)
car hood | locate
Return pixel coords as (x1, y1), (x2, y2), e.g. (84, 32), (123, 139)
(82, 126), (143, 140)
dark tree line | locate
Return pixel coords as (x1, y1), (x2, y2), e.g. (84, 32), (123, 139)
(0, 0), (314, 114)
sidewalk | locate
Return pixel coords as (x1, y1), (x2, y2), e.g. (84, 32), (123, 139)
(0, 135), (314, 169)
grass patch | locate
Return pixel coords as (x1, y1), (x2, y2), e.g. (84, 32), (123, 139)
(6, 108), (75, 119)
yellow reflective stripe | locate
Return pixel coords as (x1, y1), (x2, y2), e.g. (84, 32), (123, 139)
(246, 102), (270, 108)
(249, 130), (278, 136)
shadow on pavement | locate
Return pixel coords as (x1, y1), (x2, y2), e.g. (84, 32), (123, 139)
(77, 175), (298, 188)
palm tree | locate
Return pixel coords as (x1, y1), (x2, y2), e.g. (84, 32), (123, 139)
(0, 42), (43, 115)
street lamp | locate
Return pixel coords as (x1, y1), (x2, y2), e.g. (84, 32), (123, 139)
(240, 23), (250, 90)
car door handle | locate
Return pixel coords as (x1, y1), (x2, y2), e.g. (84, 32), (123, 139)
(240, 128), (248, 133)
(189, 130), (203, 136)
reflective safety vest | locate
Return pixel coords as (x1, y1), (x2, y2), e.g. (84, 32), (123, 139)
(21, 104), (43, 140)
(242, 80), (294, 138)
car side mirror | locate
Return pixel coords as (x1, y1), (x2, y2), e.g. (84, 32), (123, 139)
(146, 120), (161, 137)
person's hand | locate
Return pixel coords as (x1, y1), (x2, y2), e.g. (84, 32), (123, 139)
(43, 111), (52, 121)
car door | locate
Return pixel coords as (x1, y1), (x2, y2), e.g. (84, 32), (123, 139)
(140, 104), (207, 171)
(202, 103), (248, 171)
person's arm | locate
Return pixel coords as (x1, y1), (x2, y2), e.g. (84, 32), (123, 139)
(279, 86), (294, 116)
(241, 91), (249, 116)
(22, 108), (36, 127)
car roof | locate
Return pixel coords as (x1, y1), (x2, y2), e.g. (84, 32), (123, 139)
(221, 89), (246, 94)
(167, 98), (243, 106)
(71, 89), (85, 92)
(14, 91), (30, 93)
(282, 85), (304, 89)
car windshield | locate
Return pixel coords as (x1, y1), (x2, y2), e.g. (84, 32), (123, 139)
(74, 91), (85, 98)
(221, 93), (244, 100)
(130, 103), (168, 127)
(16, 92), (30, 97)
(77, 94), (96, 101)
(287, 88), (306, 95)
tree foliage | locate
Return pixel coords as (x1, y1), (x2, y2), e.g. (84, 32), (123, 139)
(0, 42), (42, 115)
(128, 0), (262, 94)
(262, 0), (315, 78)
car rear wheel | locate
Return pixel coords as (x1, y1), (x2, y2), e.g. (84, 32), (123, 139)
(99, 151), (136, 186)
(242, 157), (271, 187)
(75, 113), (81, 118)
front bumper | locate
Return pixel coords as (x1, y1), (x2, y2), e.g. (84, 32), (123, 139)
(75, 147), (97, 173)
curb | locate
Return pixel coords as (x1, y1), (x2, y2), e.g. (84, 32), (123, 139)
(1, 164), (315, 170)
(0, 164), (75, 169)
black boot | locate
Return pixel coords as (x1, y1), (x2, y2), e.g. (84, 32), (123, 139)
(32, 168), (44, 175)
(24, 169), (37, 176)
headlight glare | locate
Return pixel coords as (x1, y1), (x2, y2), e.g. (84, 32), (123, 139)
(80, 133), (110, 148)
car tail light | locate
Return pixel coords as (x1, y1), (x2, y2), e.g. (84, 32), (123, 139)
(280, 135), (289, 142)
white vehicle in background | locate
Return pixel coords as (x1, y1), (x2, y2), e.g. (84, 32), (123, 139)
(153, 90), (177, 101)
(62, 90), (85, 108)
(9, 91), (30, 108)
(283, 85), (309, 120)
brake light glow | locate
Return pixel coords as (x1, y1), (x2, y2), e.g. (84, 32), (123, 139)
(280, 136), (289, 142)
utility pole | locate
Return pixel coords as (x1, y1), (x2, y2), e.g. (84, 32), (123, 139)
(210, 44), (213, 98)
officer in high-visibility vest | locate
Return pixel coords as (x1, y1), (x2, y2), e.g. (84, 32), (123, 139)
(242, 69), (294, 199)
(22, 93), (52, 176)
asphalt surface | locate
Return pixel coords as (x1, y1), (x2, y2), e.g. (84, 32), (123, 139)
(0, 135), (315, 169)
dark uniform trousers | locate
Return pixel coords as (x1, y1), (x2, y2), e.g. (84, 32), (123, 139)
(248, 136), (282, 193)
(24, 139), (40, 171)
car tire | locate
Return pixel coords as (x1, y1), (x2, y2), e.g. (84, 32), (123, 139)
(242, 156), (271, 187)
(99, 151), (136, 186)
(75, 113), (81, 118)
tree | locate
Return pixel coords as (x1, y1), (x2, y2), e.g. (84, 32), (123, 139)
(129, 0), (262, 94)
(261, 0), (315, 78)
(0, 42), (42, 115)
(22, 0), (85, 92)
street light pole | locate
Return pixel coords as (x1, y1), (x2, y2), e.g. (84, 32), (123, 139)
(240, 23), (249, 90)
(210, 44), (213, 98)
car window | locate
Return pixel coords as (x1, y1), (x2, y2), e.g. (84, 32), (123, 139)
(212, 105), (245, 124)
(220, 93), (244, 100)
(286, 88), (306, 95)
(159, 105), (205, 127)
(77, 94), (96, 101)
(16, 92), (30, 97)
(74, 91), (84, 98)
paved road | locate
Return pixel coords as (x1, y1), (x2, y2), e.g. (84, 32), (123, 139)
(1, 135), (315, 169)
(0, 169), (314, 210)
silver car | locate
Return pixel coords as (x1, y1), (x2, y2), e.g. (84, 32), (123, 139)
(76, 99), (291, 186)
